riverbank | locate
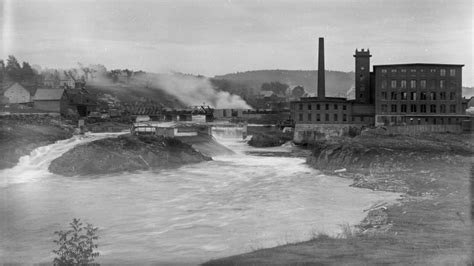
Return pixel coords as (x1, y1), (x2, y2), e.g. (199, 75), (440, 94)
(247, 125), (293, 147)
(204, 132), (473, 265)
(49, 134), (212, 176)
(0, 116), (74, 169)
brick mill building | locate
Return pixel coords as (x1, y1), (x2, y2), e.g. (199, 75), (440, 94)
(290, 38), (468, 144)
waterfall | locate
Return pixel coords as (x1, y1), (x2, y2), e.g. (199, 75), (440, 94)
(211, 125), (247, 140)
(0, 132), (125, 187)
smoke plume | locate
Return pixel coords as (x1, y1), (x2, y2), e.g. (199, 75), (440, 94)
(152, 73), (251, 109)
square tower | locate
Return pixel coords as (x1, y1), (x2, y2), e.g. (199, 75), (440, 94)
(354, 49), (372, 104)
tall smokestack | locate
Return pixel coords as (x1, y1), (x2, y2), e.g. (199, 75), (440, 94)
(318, 37), (325, 99)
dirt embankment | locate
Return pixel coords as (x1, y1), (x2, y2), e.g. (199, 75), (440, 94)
(49, 135), (211, 176)
(0, 116), (74, 169)
(205, 133), (473, 265)
(247, 126), (293, 147)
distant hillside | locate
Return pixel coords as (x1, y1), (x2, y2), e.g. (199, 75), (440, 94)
(462, 87), (474, 98)
(215, 70), (355, 97)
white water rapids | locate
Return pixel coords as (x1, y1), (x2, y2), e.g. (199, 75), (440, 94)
(0, 130), (400, 264)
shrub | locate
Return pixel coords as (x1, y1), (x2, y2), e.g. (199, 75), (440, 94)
(52, 218), (100, 265)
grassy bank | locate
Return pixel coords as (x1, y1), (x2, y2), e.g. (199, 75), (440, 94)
(204, 133), (472, 265)
(0, 116), (74, 169)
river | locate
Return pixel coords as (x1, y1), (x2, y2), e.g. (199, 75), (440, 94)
(0, 130), (400, 264)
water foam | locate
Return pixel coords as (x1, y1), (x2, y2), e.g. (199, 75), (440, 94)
(1, 132), (125, 187)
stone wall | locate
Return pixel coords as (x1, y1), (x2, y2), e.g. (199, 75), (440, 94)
(293, 123), (363, 144)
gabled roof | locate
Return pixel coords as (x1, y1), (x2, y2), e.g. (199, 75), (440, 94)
(34, 89), (65, 100)
(1, 82), (26, 94)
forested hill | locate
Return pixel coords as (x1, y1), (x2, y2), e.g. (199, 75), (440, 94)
(215, 70), (355, 97)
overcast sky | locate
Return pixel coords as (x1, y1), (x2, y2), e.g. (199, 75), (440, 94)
(1, 0), (473, 85)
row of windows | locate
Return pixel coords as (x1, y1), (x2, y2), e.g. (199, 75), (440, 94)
(298, 103), (347, 111)
(380, 91), (457, 101)
(380, 104), (457, 113)
(380, 68), (456, 76)
(380, 79), (457, 89)
(298, 113), (348, 122)
(380, 116), (461, 125)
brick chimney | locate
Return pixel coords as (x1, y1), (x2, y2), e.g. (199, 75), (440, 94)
(318, 37), (325, 99)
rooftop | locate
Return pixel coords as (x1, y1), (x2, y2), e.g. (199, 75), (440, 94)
(34, 89), (65, 100)
(373, 63), (464, 68)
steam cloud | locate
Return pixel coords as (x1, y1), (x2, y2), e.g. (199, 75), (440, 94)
(152, 74), (251, 109)
(67, 63), (251, 109)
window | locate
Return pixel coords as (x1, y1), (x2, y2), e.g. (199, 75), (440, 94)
(449, 69), (456, 76)
(316, 104), (320, 110)
(410, 104), (417, 112)
(391, 80), (397, 88)
(450, 105), (456, 113)
(420, 92), (427, 100)
(401, 69), (406, 73)
(325, 113), (329, 121)
(439, 91), (446, 100)
(440, 104), (446, 113)
(391, 92), (397, 100)
(381, 92), (387, 100)
(430, 104), (437, 113)
(410, 69), (417, 73)
(401, 92), (407, 100)
(420, 104), (426, 113)
(420, 80), (426, 89)
(308, 113), (312, 121)
(316, 113), (320, 121)
(325, 104), (329, 110)
(450, 92), (455, 100)
(430, 69), (436, 73)
(298, 114), (303, 121)
(334, 104), (338, 110)
(381, 80), (387, 89)
(343, 105), (347, 110)
(308, 104), (311, 110)
(410, 80), (416, 89)
(430, 80), (436, 89)
(410, 92), (417, 101)
(381, 104), (388, 112)
(440, 80), (445, 89)
(401, 104), (407, 112)
(391, 104), (397, 112)
(334, 114), (338, 121)
(430, 92), (436, 100)
(343, 114), (347, 122)
(381, 69), (387, 73)
(299, 104), (303, 110)
(391, 69), (397, 73)
(449, 80), (457, 89)
(440, 69), (446, 76)
(401, 80), (407, 88)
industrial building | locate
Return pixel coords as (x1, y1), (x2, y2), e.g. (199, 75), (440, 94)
(290, 38), (470, 143)
(290, 37), (468, 143)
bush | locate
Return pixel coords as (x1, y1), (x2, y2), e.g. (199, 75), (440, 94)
(52, 218), (100, 265)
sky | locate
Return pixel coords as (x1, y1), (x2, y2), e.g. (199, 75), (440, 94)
(1, 0), (473, 86)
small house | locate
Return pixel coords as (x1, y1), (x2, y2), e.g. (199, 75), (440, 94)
(2, 82), (32, 104)
(33, 89), (68, 114)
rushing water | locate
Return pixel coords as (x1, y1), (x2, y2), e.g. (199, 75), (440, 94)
(0, 130), (400, 264)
